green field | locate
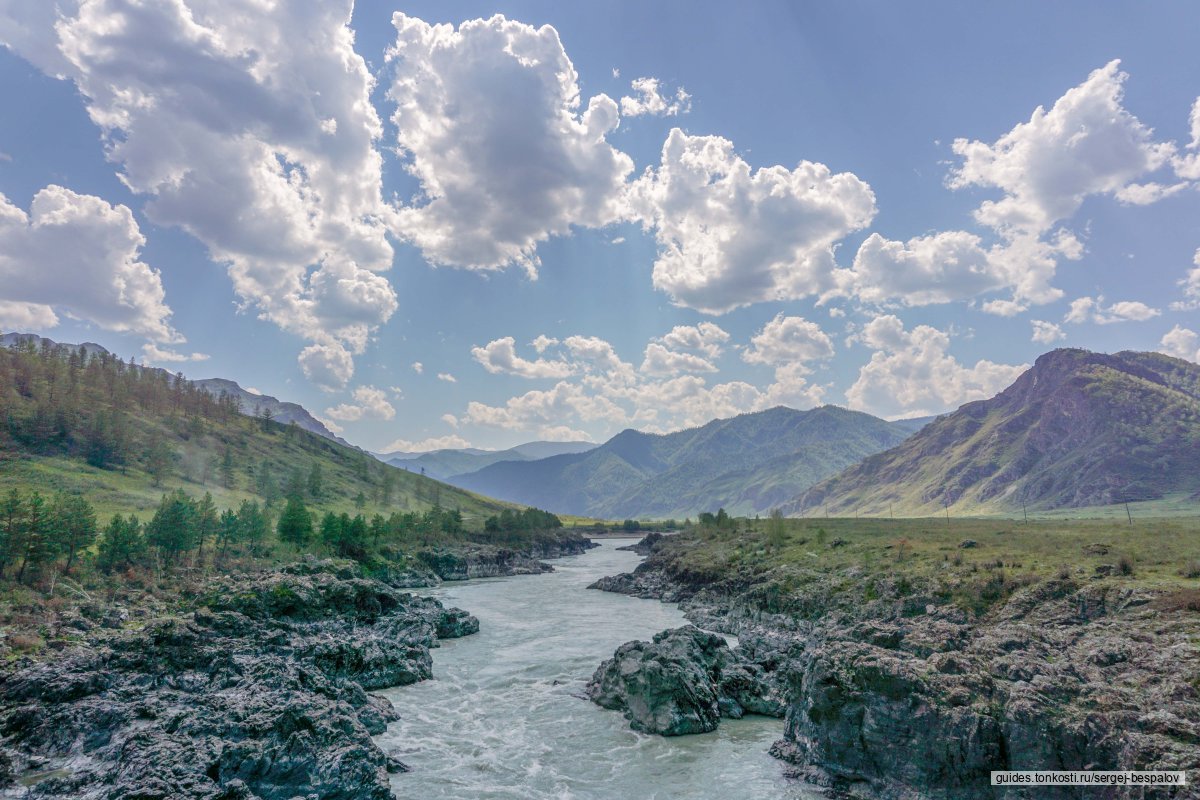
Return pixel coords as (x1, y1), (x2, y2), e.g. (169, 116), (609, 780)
(645, 514), (1200, 619)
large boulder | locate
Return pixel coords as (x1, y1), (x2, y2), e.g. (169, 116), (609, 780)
(588, 626), (786, 736)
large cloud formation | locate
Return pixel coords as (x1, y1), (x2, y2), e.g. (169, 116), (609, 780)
(0, 185), (178, 342)
(837, 60), (1178, 315)
(628, 129), (877, 314)
(0, 0), (396, 387)
(386, 13), (633, 274)
(846, 315), (1026, 419)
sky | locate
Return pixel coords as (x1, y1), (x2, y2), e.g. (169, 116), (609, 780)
(0, 1), (1198, 453)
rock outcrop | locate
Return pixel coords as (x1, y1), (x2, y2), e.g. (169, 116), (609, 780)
(615, 532), (665, 556)
(593, 553), (1200, 799)
(0, 566), (478, 799)
(587, 626), (785, 736)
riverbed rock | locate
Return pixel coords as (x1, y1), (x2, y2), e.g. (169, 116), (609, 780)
(0, 565), (478, 799)
(588, 626), (729, 735)
(587, 626), (784, 736)
(615, 532), (665, 555)
(594, 542), (1200, 799)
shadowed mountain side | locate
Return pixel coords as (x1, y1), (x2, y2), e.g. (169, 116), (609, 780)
(382, 441), (596, 481)
(449, 406), (916, 519)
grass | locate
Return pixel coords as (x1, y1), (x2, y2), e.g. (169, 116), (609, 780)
(649, 515), (1200, 620)
(0, 413), (513, 528)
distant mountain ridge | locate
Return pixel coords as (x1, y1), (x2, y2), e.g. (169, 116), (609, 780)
(192, 378), (351, 447)
(789, 349), (1200, 516)
(381, 440), (596, 480)
(449, 406), (919, 519)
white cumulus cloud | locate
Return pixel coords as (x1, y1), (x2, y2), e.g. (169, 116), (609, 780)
(471, 336), (574, 379)
(0, 0), (397, 388)
(619, 77), (690, 117)
(639, 322), (729, 377)
(0, 185), (178, 342)
(141, 344), (209, 364)
(385, 14), (633, 273)
(1030, 320), (1066, 344)
(846, 315), (1026, 418)
(1172, 248), (1200, 311)
(628, 128), (876, 314)
(324, 385), (396, 422)
(742, 314), (834, 366)
(1159, 325), (1199, 363)
(949, 60), (1175, 236)
(384, 434), (471, 453)
(1063, 296), (1161, 325)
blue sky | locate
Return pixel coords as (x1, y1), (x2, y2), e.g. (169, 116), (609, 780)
(1, 1), (1198, 452)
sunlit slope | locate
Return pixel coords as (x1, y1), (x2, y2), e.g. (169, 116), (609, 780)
(789, 349), (1200, 516)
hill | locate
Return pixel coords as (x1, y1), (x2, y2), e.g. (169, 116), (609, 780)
(789, 349), (1200, 516)
(2, 334), (350, 448)
(450, 406), (915, 519)
(193, 377), (350, 446)
(0, 335), (509, 524)
(383, 440), (595, 480)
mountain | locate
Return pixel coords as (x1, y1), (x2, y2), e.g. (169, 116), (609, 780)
(0, 332), (111, 360)
(382, 440), (596, 480)
(0, 334), (509, 522)
(789, 349), (1200, 516)
(193, 377), (350, 447)
(449, 406), (915, 519)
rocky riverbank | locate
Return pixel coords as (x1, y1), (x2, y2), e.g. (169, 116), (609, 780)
(0, 562), (479, 799)
(590, 533), (1200, 799)
(407, 533), (598, 583)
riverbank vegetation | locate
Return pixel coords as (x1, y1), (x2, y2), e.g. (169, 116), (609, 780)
(651, 513), (1200, 618)
(0, 339), (584, 660)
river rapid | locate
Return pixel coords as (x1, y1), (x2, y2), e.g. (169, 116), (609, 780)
(376, 539), (816, 800)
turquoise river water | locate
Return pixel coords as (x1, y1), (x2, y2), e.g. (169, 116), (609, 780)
(376, 539), (817, 799)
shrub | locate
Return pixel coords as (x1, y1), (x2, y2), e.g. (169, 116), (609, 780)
(7, 633), (44, 653)
(1117, 555), (1135, 576)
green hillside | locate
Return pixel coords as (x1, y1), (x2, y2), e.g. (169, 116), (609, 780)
(789, 349), (1200, 516)
(451, 405), (916, 519)
(0, 337), (509, 525)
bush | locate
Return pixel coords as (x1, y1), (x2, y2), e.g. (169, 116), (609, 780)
(1180, 561), (1200, 579)
(7, 633), (44, 653)
(1117, 555), (1135, 576)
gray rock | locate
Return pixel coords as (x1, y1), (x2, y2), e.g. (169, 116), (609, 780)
(587, 626), (785, 736)
(0, 566), (479, 799)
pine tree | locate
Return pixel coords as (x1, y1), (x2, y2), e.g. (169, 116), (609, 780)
(49, 493), (98, 571)
(193, 492), (218, 565)
(277, 495), (313, 550)
(220, 446), (236, 490)
(15, 491), (54, 583)
(237, 500), (268, 555)
(145, 490), (197, 565)
(97, 515), (146, 572)
(307, 462), (323, 500)
(144, 436), (174, 487)
(0, 490), (25, 577)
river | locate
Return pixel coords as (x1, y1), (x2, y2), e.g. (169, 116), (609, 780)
(376, 539), (816, 799)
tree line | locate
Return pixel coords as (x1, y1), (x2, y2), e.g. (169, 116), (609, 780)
(0, 483), (569, 586)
